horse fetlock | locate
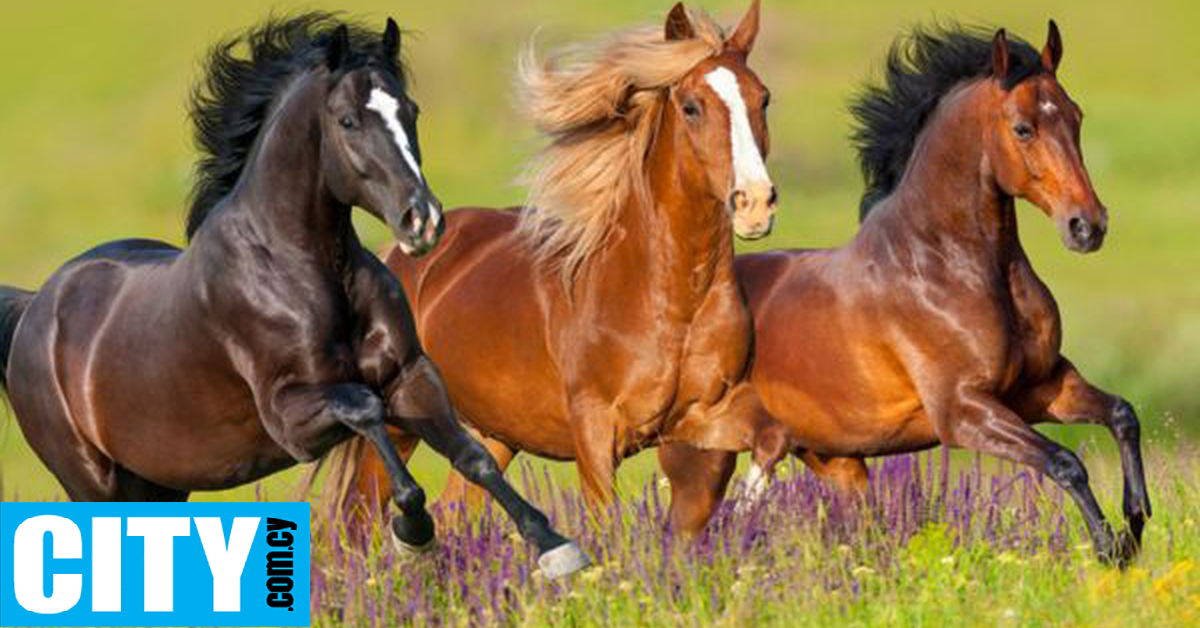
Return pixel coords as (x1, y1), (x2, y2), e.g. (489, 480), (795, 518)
(394, 482), (428, 514)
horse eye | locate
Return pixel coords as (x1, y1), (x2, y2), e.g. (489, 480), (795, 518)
(1013, 122), (1035, 140)
(761, 92), (771, 110)
(338, 115), (356, 129)
(682, 101), (701, 118)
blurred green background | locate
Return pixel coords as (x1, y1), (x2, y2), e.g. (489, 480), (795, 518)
(1, 0), (1197, 501)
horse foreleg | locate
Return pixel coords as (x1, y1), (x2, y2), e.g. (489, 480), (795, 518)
(933, 391), (1134, 567)
(1010, 359), (1151, 548)
(658, 442), (735, 537)
(798, 452), (869, 494)
(436, 431), (516, 514)
(567, 398), (620, 519)
(387, 355), (588, 578)
(343, 429), (419, 528)
(268, 382), (435, 553)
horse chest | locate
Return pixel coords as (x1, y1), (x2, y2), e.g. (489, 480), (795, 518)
(660, 293), (751, 417)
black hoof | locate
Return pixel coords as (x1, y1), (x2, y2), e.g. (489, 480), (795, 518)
(1127, 513), (1146, 549)
(391, 511), (435, 551)
(1097, 529), (1139, 570)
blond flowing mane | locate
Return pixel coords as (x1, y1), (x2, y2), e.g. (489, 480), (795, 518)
(516, 8), (727, 284)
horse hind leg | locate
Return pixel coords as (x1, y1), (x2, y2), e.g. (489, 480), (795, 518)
(14, 398), (185, 503)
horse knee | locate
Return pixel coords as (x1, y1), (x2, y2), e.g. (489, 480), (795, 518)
(1110, 400), (1140, 443)
(1046, 448), (1089, 490)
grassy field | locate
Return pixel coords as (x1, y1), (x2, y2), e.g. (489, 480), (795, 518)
(0, 0), (1198, 625)
(309, 449), (1200, 627)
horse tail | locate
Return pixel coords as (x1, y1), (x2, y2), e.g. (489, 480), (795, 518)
(299, 434), (374, 520)
(0, 286), (34, 395)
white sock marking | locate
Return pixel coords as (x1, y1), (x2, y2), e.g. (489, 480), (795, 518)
(704, 67), (770, 189)
(366, 88), (424, 183)
(735, 463), (770, 514)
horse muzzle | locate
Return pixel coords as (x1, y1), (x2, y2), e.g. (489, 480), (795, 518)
(1058, 208), (1108, 253)
(392, 193), (445, 257)
(730, 183), (778, 241)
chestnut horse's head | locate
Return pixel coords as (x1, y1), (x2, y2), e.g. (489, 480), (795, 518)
(663, 1), (776, 239)
(983, 22), (1107, 252)
(518, 1), (777, 284)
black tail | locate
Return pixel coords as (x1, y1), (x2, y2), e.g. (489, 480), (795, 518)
(0, 286), (34, 394)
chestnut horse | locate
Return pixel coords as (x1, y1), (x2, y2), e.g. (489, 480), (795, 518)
(0, 14), (586, 577)
(332, 2), (777, 516)
(661, 23), (1150, 566)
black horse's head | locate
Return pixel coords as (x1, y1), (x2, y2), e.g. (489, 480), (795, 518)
(320, 21), (443, 256)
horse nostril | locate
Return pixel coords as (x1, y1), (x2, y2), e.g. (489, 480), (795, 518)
(767, 187), (779, 207)
(1069, 216), (1091, 241)
(728, 190), (745, 211)
(401, 206), (422, 233)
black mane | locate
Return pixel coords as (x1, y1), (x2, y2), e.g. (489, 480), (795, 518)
(850, 24), (1043, 220)
(185, 12), (408, 240)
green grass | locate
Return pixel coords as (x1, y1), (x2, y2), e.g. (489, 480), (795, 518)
(2, 0), (1197, 499)
(305, 448), (1200, 627)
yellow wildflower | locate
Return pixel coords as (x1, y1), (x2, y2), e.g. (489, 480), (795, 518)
(1153, 560), (1195, 599)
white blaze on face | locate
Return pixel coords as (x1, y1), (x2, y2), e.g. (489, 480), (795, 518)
(704, 67), (770, 190)
(1040, 101), (1059, 116)
(365, 88), (424, 183)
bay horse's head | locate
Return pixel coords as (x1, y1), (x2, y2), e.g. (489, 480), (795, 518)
(321, 20), (443, 256)
(983, 22), (1107, 252)
(665, 1), (777, 239)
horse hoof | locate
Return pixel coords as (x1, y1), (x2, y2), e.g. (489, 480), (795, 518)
(1096, 529), (1138, 569)
(537, 541), (590, 579)
(1113, 529), (1140, 569)
(391, 514), (436, 559)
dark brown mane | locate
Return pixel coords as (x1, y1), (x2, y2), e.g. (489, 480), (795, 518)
(186, 12), (409, 239)
(850, 23), (1043, 220)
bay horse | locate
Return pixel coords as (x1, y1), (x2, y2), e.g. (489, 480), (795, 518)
(332, 2), (777, 518)
(661, 22), (1150, 565)
(0, 13), (586, 577)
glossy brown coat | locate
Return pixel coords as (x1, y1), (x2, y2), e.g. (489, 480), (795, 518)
(340, 3), (776, 512)
(661, 24), (1151, 566)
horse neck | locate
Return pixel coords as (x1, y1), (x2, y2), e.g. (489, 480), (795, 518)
(884, 83), (1020, 266)
(226, 72), (355, 268)
(607, 104), (736, 314)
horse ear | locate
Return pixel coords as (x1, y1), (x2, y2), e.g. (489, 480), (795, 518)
(727, 0), (761, 55)
(1042, 19), (1063, 74)
(665, 3), (695, 41)
(382, 18), (401, 62)
(991, 28), (1009, 79)
(327, 25), (349, 71)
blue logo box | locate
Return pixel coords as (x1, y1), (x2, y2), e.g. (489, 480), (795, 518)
(0, 502), (309, 627)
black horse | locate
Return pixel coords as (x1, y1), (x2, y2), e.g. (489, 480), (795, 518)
(0, 13), (587, 577)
